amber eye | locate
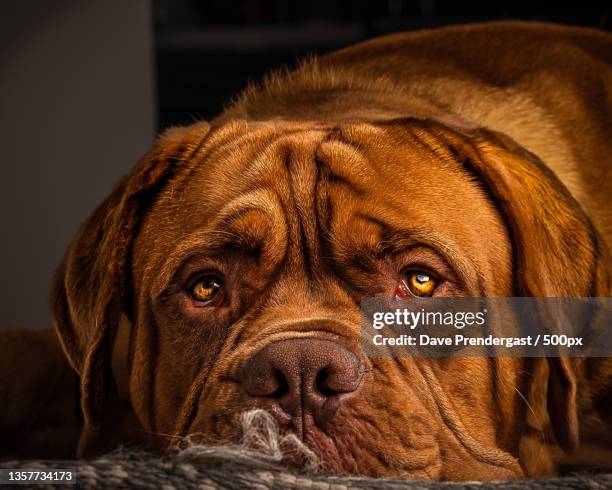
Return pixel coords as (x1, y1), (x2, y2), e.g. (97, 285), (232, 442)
(397, 271), (437, 298)
(190, 275), (223, 305)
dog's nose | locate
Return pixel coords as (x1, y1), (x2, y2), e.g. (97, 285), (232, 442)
(241, 339), (364, 427)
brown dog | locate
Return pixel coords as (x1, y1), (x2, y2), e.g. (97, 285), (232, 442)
(1, 21), (611, 480)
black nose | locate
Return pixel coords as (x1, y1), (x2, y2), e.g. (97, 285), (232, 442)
(240, 339), (364, 430)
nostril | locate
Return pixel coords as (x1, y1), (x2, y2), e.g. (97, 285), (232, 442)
(315, 367), (338, 396)
(315, 362), (364, 396)
(242, 364), (290, 398)
(270, 368), (289, 398)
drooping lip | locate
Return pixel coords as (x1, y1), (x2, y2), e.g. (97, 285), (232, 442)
(268, 425), (356, 475)
(183, 404), (442, 478)
(240, 400), (358, 474)
(303, 429), (356, 475)
(282, 425), (442, 478)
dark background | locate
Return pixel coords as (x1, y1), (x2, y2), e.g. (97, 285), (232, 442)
(1, 0), (610, 328)
(155, 0), (611, 129)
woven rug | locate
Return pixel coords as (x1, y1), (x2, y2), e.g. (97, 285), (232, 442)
(2, 413), (608, 489)
(1, 453), (610, 490)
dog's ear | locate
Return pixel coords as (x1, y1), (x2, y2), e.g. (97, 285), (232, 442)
(413, 119), (611, 453)
(51, 122), (210, 455)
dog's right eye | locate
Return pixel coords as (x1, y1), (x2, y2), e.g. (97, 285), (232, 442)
(189, 275), (224, 306)
(396, 270), (438, 298)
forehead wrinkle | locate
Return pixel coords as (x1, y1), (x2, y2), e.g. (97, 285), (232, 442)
(213, 128), (322, 209)
(285, 135), (326, 275)
(331, 120), (461, 180)
(180, 126), (282, 202)
(171, 123), (315, 212)
(146, 126), (329, 300)
(277, 129), (379, 280)
(144, 123), (215, 205)
(331, 210), (480, 292)
(151, 189), (287, 297)
(373, 215), (479, 288)
(209, 188), (288, 256)
(317, 129), (490, 294)
(333, 121), (388, 147)
(383, 228), (477, 287)
(202, 119), (308, 160)
(235, 130), (330, 279)
(152, 124), (252, 208)
(406, 124), (462, 165)
(317, 138), (376, 189)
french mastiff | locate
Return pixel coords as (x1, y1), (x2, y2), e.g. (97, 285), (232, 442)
(2, 22), (611, 480)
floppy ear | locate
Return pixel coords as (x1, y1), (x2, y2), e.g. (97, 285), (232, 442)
(51, 122), (210, 455)
(417, 119), (611, 453)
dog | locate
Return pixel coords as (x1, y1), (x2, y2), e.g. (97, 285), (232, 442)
(1, 21), (611, 480)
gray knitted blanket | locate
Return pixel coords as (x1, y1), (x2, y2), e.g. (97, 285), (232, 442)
(1, 453), (610, 489)
(2, 412), (609, 489)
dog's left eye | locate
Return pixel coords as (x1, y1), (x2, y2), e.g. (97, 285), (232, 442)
(396, 271), (437, 298)
(190, 275), (224, 306)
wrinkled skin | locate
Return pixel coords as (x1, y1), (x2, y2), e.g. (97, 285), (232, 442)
(128, 121), (520, 479)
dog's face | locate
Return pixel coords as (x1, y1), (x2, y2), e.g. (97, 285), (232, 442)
(52, 118), (605, 480)
(131, 120), (516, 479)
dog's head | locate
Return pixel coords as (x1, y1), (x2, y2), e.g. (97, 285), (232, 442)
(51, 118), (609, 479)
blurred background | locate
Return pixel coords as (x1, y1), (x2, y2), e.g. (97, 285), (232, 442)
(1, 0), (610, 328)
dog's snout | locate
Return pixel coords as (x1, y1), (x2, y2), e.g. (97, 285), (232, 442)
(241, 339), (364, 428)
